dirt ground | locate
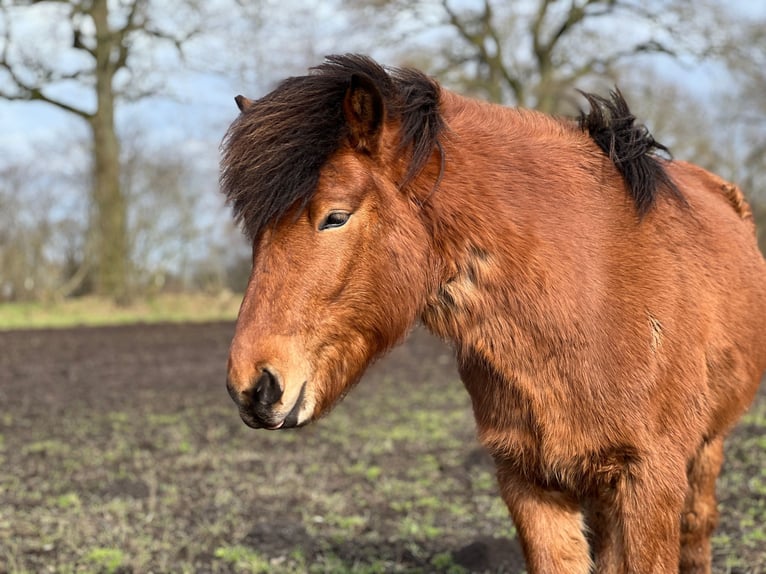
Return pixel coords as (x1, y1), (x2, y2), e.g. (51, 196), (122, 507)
(1, 322), (765, 573)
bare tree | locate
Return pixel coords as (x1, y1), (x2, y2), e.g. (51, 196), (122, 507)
(717, 15), (766, 253)
(120, 126), (209, 293)
(0, 0), (201, 300)
(725, 20), (766, 192)
(0, 156), (88, 301)
(346, 0), (727, 114)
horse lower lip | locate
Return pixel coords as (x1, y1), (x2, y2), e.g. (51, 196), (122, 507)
(282, 382), (307, 428)
(240, 413), (263, 429)
(248, 382), (307, 431)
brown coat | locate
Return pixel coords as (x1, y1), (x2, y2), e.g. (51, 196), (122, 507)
(222, 55), (766, 573)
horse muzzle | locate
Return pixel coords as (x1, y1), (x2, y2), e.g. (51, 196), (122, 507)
(226, 369), (308, 430)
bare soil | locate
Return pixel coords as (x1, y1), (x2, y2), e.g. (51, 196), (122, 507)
(1, 322), (764, 573)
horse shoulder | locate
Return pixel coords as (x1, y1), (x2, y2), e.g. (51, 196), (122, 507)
(661, 160), (766, 414)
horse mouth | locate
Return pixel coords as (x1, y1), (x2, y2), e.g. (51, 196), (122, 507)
(241, 381), (308, 431)
(280, 381), (308, 429)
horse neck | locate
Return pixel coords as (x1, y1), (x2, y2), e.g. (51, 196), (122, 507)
(421, 91), (574, 269)
(415, 90), (596, 342)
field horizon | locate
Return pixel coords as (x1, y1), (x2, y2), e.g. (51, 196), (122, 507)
(0, 292), (242, 331)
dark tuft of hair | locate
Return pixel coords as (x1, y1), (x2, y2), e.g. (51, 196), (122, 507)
(579, 89), (683, 216)
(220, 54), (444, 241)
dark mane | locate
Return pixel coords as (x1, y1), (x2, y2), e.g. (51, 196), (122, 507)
(220, 54), (444, 241)
(579, 89), (682, 215)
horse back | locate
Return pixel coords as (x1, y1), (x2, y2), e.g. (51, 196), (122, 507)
(660, 160), (766, 426)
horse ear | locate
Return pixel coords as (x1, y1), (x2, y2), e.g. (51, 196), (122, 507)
(235, 95), (254, 113)
(343, 74), (384, 154)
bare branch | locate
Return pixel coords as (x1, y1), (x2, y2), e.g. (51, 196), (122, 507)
(534, 0), (616, 67)
(72, 27), (96, 58)
(480, 0), (525, 102)
(0, 7), (92, 119)
(441, 0), (524, 103)
(113, 0), (147, 70)
(7, 85), (93, 119)
(530, 0), (552, 64)
(441, 0), (480, 47)
(547, 0), (590, 50)
(143, 24), (199, 61)
(562, 39), (677, 86)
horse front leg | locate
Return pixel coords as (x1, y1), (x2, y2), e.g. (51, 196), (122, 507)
(494, 457), (592, 574)
(680, 437), (724, 574)
(592, 451), (688, 573)
(583, 493), (622, 572)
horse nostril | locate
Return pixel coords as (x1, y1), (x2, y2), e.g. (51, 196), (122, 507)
(251, 367), (283, 406)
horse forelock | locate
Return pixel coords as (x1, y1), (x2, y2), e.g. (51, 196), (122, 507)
(219, 54), (445, 241)
(579, 89), (684, 216)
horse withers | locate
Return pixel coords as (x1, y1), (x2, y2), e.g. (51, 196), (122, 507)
(220, 55), (766, 573)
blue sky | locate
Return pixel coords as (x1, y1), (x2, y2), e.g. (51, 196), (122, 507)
(0, 0), (761, 225)
(2, 0), (760, 156)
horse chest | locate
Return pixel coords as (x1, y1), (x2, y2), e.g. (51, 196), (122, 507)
(458, 352), (568, 463)
(423, 249), (648, 487)
(455, 341), (625, 494)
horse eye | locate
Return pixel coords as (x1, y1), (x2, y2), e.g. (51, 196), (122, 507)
(319, 211), (350, 230)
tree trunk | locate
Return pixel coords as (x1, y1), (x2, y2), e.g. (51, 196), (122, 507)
(90, 0), (128, 300)
(535, 58), (557, 115)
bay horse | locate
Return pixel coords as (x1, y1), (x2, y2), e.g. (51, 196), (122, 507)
(221, 54), (766, 573)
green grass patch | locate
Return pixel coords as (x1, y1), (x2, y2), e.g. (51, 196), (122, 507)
(85, 547), (125, 574)
(214, 545), (271, 573)
(0, 292), (241, 330)
(54, 492), (81, 510)
(431, 552), (468, 574)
